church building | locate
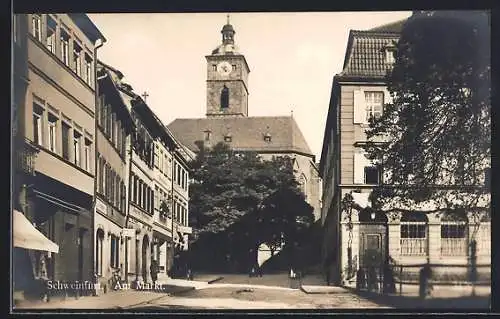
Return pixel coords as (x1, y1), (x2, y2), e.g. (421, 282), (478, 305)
(168, 17), (321, 220)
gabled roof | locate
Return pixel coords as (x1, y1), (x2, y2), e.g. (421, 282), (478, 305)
(167, 116), (314, 159)
(97, 62), (134, 131)
(68, 14), (106, 44)
(320, 18), (408, 173)
(338, 18), (407, 80)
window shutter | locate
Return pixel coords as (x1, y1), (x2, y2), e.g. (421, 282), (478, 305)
(353, 153), (364, 184)
(353, 89), (366, 124)
(354, 152), (371, 184)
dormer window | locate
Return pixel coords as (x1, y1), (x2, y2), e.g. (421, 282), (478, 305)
(264, 133), (271, 143)
(384, 47), (396, 65)
(204, 130), (211, 142)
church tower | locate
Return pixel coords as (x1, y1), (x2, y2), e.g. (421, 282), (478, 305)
(206, 15), (250, 117)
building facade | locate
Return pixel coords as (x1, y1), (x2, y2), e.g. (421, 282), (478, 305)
(94, 62), (135, 289)
(319, 20), (491, 286)
(168, 18), (321, 222)
(132, 97), (194, 281)
(12, 13), (105, 296)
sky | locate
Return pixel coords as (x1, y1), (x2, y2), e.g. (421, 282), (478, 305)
(88, 12), (412, 160)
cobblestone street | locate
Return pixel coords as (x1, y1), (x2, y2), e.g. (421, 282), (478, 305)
(14, 272), (490, 311)
(14, 273), (388, 310)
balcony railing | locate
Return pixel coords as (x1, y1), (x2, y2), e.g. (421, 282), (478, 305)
(15, 138), (39, 175)
(441, 238), (468, 256)
(400, 238), (427, 256)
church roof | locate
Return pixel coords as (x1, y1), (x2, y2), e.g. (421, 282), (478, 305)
(167, 116), (314, 158)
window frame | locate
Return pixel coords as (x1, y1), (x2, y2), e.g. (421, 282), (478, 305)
(221, 86), (229, 109)
(385, 47), (396, 64)
(32, 104), (44, 146)
(400, 221), (428, 256)
(46, 15), (57, 54)
(31, 14), (42, 41)
(47, 113), (58, 153)
(84, 53), (93, 86)
(84, 138), (91, 172)
(73, 130), (82, 166)
(72, 40), (82, 76)
(440, 220), (468, 256)
(61, 121), (71, 160)
(60, 28), (70, 67)
(364, 91), (384, 122)
(364, 166), (380, 185)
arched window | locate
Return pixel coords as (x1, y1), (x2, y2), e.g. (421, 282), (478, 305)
(95, 228), (105, 276)
(299, 174), (307, 199)
(441, 210), (468, 256)
(400, 212), (428, 256)
(221, 85), (229, 109)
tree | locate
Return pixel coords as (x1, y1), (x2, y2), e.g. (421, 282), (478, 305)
(255, 188), (313, 253)
(188, 142), (306, 242)
(363, 11), (490, 216)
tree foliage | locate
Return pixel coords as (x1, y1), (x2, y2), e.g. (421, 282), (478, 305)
(363, 11), (490, 212)
(254, 188), (314, 251)
(188, 142), (309, 242)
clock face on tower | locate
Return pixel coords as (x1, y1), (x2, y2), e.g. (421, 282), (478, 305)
(217, 61), (232, 76)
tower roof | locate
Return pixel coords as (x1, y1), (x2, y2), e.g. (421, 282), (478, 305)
(211, 14), (240, 55)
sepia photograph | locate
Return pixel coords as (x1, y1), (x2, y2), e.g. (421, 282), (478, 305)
(11, 9), (491, 313)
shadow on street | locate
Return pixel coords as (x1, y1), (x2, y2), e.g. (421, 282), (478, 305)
(351, 290), (490, 310)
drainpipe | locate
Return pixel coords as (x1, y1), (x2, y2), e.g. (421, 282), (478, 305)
(124, 127), (134, 283)
(91, 38), (105, 289)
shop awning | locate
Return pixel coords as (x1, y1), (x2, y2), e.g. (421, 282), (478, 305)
(13, 210), (59, 253)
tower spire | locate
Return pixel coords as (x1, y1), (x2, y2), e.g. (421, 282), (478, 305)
(221, 14), (235, 45)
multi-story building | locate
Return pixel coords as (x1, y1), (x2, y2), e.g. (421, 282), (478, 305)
(170, 143), (194, 253)
(112, 88), (156, 285)
(320, 19), (491, 287)
(132, 95), (194, 281)
(93, 61), (135, 289)
(12, 13), (105, 297)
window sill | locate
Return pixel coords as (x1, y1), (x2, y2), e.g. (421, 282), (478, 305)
(96, 191), (125, 215)
(39, 145), (94, 177)
(130, 202), (154, 217)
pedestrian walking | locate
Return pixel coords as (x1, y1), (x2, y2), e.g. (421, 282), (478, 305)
(150, 260), (159, 287)
(257, 264), (263, 277)
(249, 266), (256, 277)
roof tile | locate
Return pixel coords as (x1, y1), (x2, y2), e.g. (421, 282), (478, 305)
(167, 116), (313, 157)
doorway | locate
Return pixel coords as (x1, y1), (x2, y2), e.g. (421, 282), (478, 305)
(142, 235), (149, 282)
(358, 208), (388, 291)
(78, 228), (85, 282)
